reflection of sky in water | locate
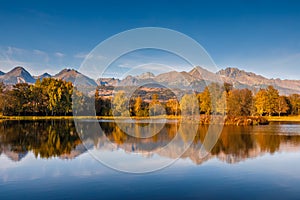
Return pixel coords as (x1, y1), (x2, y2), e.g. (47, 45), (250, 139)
(2, 122), (300, 199)
(252, 123), (300, 135)
(1, 151), (300, 199)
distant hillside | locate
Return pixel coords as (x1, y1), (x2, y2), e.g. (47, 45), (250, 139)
(117, 66), (300, 94)
(1, 66), (300, 94)
(96, 77), (120, 86)
(0, 66), (36, 84)
(33, 72), (52, 80)
(0, 67), (97, 86)
(217, 67), (300, 95)
(53, 69), (97, 86)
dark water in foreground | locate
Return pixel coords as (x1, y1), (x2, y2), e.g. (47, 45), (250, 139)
(1, 120), (300, 199)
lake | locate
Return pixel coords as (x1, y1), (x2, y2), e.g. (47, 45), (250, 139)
(1, 120), (300, 199)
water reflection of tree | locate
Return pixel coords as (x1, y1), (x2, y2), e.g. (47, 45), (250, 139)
(100, 121), (179, 151)
(0, 120), (81, 159)
(210, 129), (255, 156)
(256, 134), (280, 154)
(2, 121), (300, 163)
(99, 122), (300, 161)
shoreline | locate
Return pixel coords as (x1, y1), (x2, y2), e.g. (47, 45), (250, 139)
(0, 115), (272, 125)
(5, 115), (300, 124)
(266, 116), (300, 122)
(0, 115), (180, 120)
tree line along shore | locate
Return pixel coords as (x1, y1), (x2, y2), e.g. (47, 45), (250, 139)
(0, 78), (299, 125)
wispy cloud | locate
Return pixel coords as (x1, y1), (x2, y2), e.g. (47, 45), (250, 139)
(1, 46), (50, 63)
(54, 52), (65, 58)
(33, 49), (49, 62)
(83, 49), (195, 79)
(74, 52), (88, 59)
(6, 46), (27, 55)
(112, 51), (193, 73)
(117, 63), (181, 78)
(118, 63), (132, 68)
(33, 49), (46, 55)
(74, 52), (106, 61)
(0, 47), (32, 72)
(0, 46), (71, 75)
(0, 59), (31, 72)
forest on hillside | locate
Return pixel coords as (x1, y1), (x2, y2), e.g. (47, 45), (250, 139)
(0, 78), (299, 117)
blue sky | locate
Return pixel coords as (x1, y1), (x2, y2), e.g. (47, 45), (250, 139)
(0, 0), (300, 79)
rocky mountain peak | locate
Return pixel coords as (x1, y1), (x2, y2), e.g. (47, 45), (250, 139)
(217, 67), (264, 79)
(136, 72), (155, 79)
(217, 67), (243, 78)
(0, 66), (300, 95)
(0, 66), (35, 84)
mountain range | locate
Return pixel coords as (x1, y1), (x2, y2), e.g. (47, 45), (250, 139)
(0, 66), (299, 95)
(0, 66), (97, 86)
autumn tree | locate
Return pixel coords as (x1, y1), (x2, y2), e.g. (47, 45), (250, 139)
(288, 94), (300, 115)
(227, 89), (240, 116)
(30, 79), (48, 115)
(198, 87), (211, 114)
(208, 83), (224, 114)
(93, 87), (113, 116)
(265, 86), (279, 116)
(180, 94), (199, 115)
(240, 88), (254, 116)
(254, 89), (267, 116)
(57, 81), (73, 115)
(166, 99), (180, 116)
(134, 96), (143, 115)
(276, 96), (289, 116)
(95, 87), (101, 115)
(227, 88), (253, 116)
(254, 86), (280, 116)
(0, 82), (5, 115)
(223, 82), (233, 93)
(133, 96), (149, 117)
(216, 91), (227, 115)
(112, 90), (128, 116)
(10, 83), (32, 115)
(149, 94), (164, 116)
(39, 78), (74, 116)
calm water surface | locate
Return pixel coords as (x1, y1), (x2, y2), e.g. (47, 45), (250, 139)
(1, 120), (300, 199)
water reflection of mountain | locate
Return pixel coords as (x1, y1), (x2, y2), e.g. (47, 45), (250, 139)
(1, 120), (300, 165)
(88, 122), (300, 165)
(0, 146), (28, 161)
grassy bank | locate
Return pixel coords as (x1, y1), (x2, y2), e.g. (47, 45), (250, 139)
(0, 115), (270, 125)
(198, 115), (269, 125)
(0, 115), (182, 121)
(266, 116), (300, 122)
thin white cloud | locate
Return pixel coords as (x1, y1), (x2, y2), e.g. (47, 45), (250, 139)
(0, 47), (50, 65)
(33, 49), (49, 62)
(118, 63), (131, 68)
(54, 52), (65, 58)
(74, 52), (106, 61)
(33, 49), (46, 55)
(116, 59), (192, 71)
(0, 59), (32, 72)
(119, 63), (175, 78)
(0, 46), (67, 75)
(74, 52), (88, 59)
(6, 46), (26, 55)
